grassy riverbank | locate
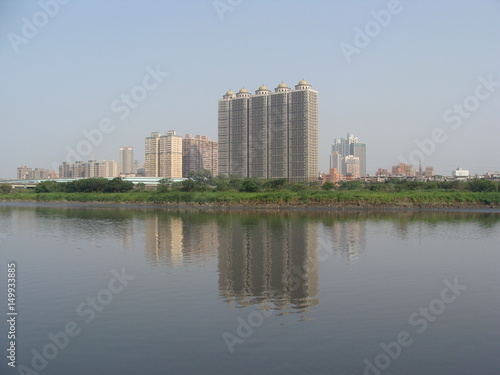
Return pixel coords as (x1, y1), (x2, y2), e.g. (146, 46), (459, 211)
(2, 190), (500, 208)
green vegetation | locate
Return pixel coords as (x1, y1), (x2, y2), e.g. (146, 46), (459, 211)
(2, 188), (500, 208)
(1, 172), (499, 208)
(0, 183), (13, 194)
(322, 182), (335, 191)
(34, 177), (134, 193)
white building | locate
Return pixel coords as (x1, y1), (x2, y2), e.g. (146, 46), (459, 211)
(344, 155), (361, 179)
(452, 168), (469, 178)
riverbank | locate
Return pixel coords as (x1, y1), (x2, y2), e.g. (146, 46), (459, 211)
(2, 190), (500, 209)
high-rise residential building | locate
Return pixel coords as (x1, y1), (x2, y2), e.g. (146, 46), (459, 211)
(145, 131), (183, 178)
(59, 162), (72, 178)
(145, 132), (161, 177)
(86, 160), (99, 178)
(16, 166), (56, 179)
(160, 131), (183, 178)
(218, 80), (318, 182)
(33, 168), (50, 179)
(74, 161), (86, 178)
(182, 134), (218, 177)
(88, 160), (119, 178)
(58, 160), (119, 178)
(119, 147), (134, 175)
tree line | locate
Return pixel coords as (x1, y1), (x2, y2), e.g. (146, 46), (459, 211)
(33, 177), (135, 193)
(2, 171), (497, 195)
(158, 171), (499, 193)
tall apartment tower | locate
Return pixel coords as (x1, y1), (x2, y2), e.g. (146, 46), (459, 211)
(182, 134), (218, 177)
(159, 131), (183, 178)
(350, 143), (366, 177)
(119, 147), (134, 175)
(145, 132), (161, 177)
(218, 80), (318, 182)
(145, 131), (183, 178)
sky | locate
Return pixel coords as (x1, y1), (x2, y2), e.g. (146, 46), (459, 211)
(1, 0), (499, 179)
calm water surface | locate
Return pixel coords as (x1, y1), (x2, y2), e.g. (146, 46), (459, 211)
(0, 203), (499, 375)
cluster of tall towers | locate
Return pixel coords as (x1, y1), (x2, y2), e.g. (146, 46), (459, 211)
(331, 133), (366, 178)
(145, 131), (218, 178)
(218, 80), (318, 182)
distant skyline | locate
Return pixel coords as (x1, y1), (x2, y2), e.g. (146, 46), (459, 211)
(1, 0), (499, 178)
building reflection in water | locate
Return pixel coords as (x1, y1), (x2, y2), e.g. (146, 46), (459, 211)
(144, 212), (219, 266)
(217, 214), (319, 315)
(145, 215), (183, 266)
(328, 219), (366, 263)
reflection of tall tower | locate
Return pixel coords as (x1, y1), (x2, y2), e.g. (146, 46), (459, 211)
(144, 213), (219, 265)
(330, 220), (366, 263)
(217, 214), (319, 313)
(181, 218), (219, 263)
(144, 215), (183, 266)
(120, 218), (134, 250)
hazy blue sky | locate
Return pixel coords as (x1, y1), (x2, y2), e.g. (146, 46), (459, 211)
(1, 0), (499, 178)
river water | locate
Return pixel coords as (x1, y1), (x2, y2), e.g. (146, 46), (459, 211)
(0, 203), (499, 375)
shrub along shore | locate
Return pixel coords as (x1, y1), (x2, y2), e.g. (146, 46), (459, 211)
(1, 175), (499, 208)
(2, 188), (500, 208)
